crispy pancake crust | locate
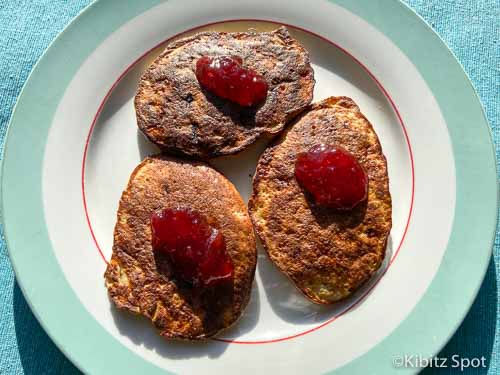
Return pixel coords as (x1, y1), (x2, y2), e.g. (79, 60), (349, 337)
(249, 97), (392, 304)
(135, 27), (314, 158)
(104, 155), (257, 339)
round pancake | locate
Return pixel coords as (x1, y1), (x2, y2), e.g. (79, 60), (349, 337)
(249, 96), (392, 304)
(104, 155), (257, 339)
(135, 27), (314, 159)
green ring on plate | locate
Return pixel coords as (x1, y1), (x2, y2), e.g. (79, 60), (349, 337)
(1, 0), (496, 374)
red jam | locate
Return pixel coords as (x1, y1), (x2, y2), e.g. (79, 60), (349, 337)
(195, 55), (268, 107)
(151, 208), (233, 288)
(295, 144), (368, 210)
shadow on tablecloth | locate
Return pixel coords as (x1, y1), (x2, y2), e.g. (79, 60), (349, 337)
(422, 258), (497, 374)
(13, 283), (81, 375)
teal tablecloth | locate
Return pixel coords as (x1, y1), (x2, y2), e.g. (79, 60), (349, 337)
(0, 1), (498, 374)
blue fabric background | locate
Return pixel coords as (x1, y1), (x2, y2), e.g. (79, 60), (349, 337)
(0, 0), (498, 374)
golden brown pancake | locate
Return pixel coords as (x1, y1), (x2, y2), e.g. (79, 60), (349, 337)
(249, 96), (392, 304)
(105, 155), (257, 339)
(135, 27), (314, 158)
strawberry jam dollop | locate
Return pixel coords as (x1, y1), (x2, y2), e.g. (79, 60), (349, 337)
(195, 55), (268, 107)
(295, 144), (368, 210)
(151, 208), (233, 288)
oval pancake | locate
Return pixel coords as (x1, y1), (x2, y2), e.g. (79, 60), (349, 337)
(249, 96), (392, 304)
(104, 155), (257, 339)
(135, 27), (314, 158)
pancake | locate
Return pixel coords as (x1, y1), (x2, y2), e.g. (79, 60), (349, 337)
(104, 155), (257, 339)
(248, 96), (392, 304)
(135, 27), (314, 159)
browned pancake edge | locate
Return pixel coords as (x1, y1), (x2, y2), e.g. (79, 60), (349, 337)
(135, 27), (314, 159)
(249, 96), (392, 304)
(105, 155), (257, 339)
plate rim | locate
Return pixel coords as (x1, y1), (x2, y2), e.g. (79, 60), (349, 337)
(1, 0), (497, 374)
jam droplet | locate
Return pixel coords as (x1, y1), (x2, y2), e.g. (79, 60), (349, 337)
(195, 55), (268, 107)
(295, 144), (368, 210)
(151, 208), (233, 288)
